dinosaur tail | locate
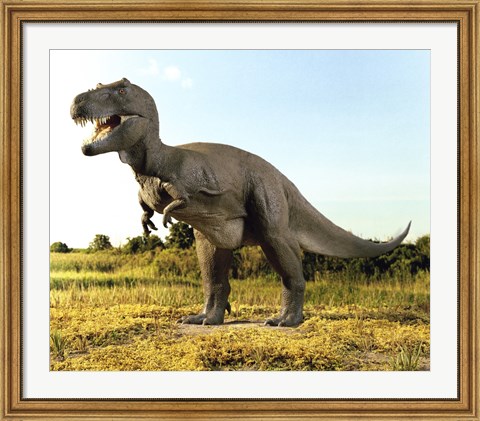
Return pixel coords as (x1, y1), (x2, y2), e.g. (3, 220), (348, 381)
(294, 196), (411, 258)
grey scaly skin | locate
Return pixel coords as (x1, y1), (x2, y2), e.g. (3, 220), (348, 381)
(71, 78), (411, 327)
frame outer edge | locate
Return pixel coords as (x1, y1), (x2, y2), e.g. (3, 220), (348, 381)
(461, 2), (479, 418)
(1, 2), (13, 419)
(1, 0), (479, 420)
(1, 1), (5, 419)
(472, 0), (479, 418)
(0, 1), (478, 22)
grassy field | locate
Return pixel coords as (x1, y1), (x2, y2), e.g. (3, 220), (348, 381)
(50, 248), (430, 371)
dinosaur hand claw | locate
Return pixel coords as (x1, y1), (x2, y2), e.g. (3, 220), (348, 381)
(163, 214), (173, 228)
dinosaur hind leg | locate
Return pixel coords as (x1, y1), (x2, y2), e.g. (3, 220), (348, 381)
(249, 178), (305, 326)
(178, 229), (232, 325)
(261, 236), (305, 327)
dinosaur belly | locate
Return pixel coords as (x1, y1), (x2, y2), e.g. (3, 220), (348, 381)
(188, 216), (246, 250)
(171, 203), (247, 250)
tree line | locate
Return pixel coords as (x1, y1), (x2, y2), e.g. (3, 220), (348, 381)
(50, 222), (194, 254)
(51, 222), (429, 279)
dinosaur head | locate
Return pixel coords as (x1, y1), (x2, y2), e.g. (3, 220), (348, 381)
(70, 78), (158, 156)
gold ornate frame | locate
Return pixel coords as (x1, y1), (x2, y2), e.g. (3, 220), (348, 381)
(1, 0), (478, 419)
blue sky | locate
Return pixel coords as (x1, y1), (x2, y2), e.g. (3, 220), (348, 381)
(50, 49), (429, 248)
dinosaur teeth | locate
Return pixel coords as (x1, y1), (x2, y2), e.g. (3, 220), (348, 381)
(77, 114), (139, 146)
(92, 116), (112, 126)
(75, 115), (139, 127)
(93, 116), (107, 127)
(74, 117), (88, 128)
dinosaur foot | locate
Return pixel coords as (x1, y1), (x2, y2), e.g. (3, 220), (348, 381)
(177, 313), (224, 325)
(264, 314), (303, 327)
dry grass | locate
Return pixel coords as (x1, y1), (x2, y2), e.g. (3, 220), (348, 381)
(50, 251), (430, 371)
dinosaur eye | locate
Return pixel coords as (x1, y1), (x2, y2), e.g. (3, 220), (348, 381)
(119, 88), (126, 95)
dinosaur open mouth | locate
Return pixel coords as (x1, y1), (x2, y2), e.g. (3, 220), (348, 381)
(74, 114), (138, 145)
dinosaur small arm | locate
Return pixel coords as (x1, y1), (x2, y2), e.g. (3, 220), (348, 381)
(71, 78), (411, 327)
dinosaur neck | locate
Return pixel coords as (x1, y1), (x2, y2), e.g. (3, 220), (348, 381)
(119, 132), (178, 180)
(144, 138), (179, 179)
(117, 107), (181, 179)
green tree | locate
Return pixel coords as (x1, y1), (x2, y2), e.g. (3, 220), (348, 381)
(123, 234), (164, 254)
(50, 242), (71, 253)
(165, 222), (195, 249)
(88, 234), (113, 252)
(415, 235), (430, 268)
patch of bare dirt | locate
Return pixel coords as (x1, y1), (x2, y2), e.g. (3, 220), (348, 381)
(177, 320), (296, 336)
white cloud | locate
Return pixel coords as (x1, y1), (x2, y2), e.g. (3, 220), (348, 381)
(181, 77), (193, 89)
(163, 65), (181, 81)
(154, 65), (194, 89)
(139, 58), (160, 76)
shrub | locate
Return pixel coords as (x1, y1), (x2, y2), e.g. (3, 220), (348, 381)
(123, 235), (164, 254)
(88, 234), (113, 252)
(153, 248), (200, 279)
(231, 247), (274, 280)
(165, 222), (195, 249)
(50, 242), (71, 253)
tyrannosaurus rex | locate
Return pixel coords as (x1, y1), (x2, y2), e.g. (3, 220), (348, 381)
(70, 78), (410, 327)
